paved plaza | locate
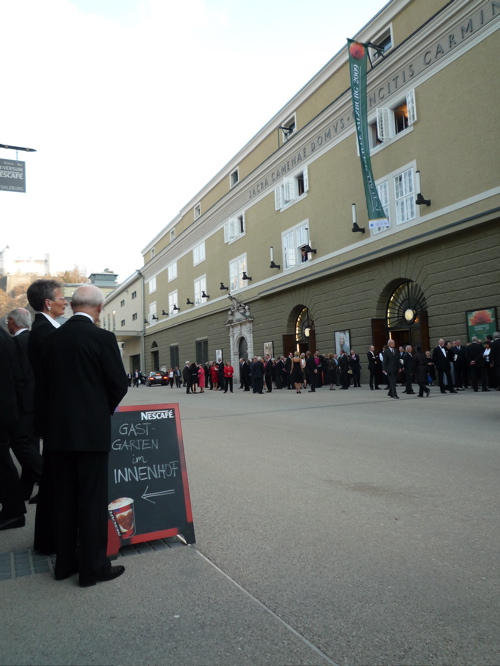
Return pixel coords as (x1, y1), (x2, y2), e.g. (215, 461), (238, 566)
(1, 384), (499, 665)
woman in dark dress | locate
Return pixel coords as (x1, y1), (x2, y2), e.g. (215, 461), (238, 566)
(190, 363), (199, 393)
(291, 352), (303, 393)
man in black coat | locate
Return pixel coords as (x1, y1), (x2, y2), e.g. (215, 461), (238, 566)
(383, 339), (400, 399)
(366, 345), (380, 390)
(0, 327), (27, 530)
(432, 338), (457, 394)
(465, 336), (487, 392)
(39, 285), (128, 587)
(490, 332), (500, 390)
(338, 351), (350, 389)
(348, 350), (361, 387)
(252, 357), (265, 394)
(7, 308), (43, 502)
(402, 345), (415, 394)
(452, 340), (468, 390)
(264, 355), (273, 392)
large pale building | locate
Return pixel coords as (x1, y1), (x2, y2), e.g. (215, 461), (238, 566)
(135, 0), (498, 375)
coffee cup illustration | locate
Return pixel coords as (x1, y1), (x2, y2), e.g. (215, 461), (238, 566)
(108, 497), (136, 539)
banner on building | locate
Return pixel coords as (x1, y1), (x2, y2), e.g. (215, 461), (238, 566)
(0, 159), (26, 193)
(347, 40), (388, 230)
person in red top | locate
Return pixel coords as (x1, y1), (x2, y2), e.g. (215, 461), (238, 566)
(210, 362), (219, 390)
(223, 361), (234, 393)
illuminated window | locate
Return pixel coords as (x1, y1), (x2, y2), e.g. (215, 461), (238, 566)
(229, 254), (247, 291)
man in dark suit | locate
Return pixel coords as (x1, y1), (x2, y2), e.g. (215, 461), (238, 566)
(465, 336), (487, 392)
(252, 356), (265, 394)
(452, 340), (468, 390)
(432, 338), (457, 394)
(383, 339), (400, 399)
(0, 327), (27, 530)
(348, 350), (361, 387)
(264, 355), (273, 392)
(402, 345), (415, 394)
(366, 345), (380, 390)
(7, 308), (43, 502)
(490, 332), (500, 390)
(39, 285), (128, 587)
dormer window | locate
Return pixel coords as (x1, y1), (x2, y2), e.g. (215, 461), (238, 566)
(280, 114), (296, 142)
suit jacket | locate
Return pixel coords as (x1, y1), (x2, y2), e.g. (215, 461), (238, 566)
(402, 352), (413, 373)
(305, 355), (317, 374)
(488, 338), (500, 364)
(432, 345), (451, 370)
(465, 342), (484, 367)
(383, 347), (400, 374)
(0, 327), (19, 430)
(12, 330), (35, 413)
(366, 351), (378, 369)
(39, 314), (128, 452)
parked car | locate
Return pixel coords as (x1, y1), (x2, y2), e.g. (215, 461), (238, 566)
(145, 371), (168, 386)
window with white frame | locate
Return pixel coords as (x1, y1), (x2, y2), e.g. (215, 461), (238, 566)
(194, 276), (207, 305)
(148, 276), (156, 294)
(132, 291), (137, 299)
(394, 168), (416, 224)
(194, 203), (201, 219)
(132, 313), (137, 321)
(168, 291), (178, 315)
(170, 228), (175, 241)
(230, 168), (239, 187)
(168, 262), (177, 281)
(274, 166), (309, 210)
(282, 222), (310, 270)
(372, 164), (417, 236)
(149, 301), (157, 322)
(121, 319), (125, 327)
(193, 242), (205, 265)
(224, 213), (245, 243)
(229, 254), (247, 291)
(151, 247), (155, 258)
(280, 114), (296, 142)
(375, 90), (416, 144)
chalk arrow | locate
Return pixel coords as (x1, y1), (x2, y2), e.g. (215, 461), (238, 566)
(141, 485), (175, 504)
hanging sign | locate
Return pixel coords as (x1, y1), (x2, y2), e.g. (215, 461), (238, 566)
(347, 40), (389, 230)
(107, 403), (195, 557)
(0, 159), (26, 193)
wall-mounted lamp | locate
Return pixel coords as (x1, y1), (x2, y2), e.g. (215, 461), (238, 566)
(302, 244), (317, 255)
(415, 170), (431, 206)
(242, 272), (252, 281)
(269, 247), (280, 269)
(161, 309), (169, 316)
(351, 203), (365, 233)
(279, 125), (294, 138)
(201, 291), (210, 299)
(152, 314), (158, 320)
(186, 298), (193, 305)
(173, 304), (180, 311)
(144, 318), (149, 325)
(220, 282), (229, 291)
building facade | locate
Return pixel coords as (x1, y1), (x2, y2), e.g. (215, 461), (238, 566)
(137, 0), (500, 377)
(101, 271), (144, 373)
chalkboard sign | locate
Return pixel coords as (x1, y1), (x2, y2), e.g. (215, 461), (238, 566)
(107, 403), (195, 557)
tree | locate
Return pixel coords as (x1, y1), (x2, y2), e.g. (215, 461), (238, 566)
(0, 285), (29, 324)
(56, 265), (89, 284)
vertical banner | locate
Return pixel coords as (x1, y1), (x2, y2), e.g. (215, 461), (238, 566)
(347, 40), (389, 230)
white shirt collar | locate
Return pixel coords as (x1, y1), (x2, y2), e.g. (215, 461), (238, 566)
(14, 327), (29, 336)
(74, 312), (95, 323)
(38, 311), (60, 328)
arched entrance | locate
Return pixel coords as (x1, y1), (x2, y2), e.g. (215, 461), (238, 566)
(372, 281), (429, 351)
(283, 306), (315, 355)
(238, 336), (248, 361)
(150, 341), (159, 371)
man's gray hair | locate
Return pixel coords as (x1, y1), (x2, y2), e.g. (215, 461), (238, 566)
(471, 336), (479, 343)
(7, 308), (31, 329)
(71, 285), (104, 308)
(494, 331), (500, 339)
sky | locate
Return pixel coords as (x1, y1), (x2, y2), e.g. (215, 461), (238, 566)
(1, 0), (388, 282)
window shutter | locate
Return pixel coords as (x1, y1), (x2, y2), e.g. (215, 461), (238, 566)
(377, 108), (392, 140)
(224, 221), (229, 243)
(297, 225), (308, 247)
(303, 167), (309, 193)
(406, 90), (417, 125)
(274, 187), (282, 210)
(283, 179), (292, 203)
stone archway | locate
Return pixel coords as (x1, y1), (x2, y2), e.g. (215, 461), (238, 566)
(225, 294), (254, 372)
(283, 305), (315, 355)
(372, 280), (429, 351)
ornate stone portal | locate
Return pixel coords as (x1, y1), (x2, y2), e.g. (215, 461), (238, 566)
(225, 294), (254, 369)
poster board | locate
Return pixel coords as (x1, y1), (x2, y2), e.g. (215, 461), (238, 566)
(107, 403), (195, 557)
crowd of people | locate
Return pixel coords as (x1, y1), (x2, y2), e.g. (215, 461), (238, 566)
(153, 336), (500, 398)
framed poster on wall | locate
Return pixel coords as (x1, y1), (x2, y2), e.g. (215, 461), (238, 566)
(335, 330), (351, 356)
(466, 307), (497, 342)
